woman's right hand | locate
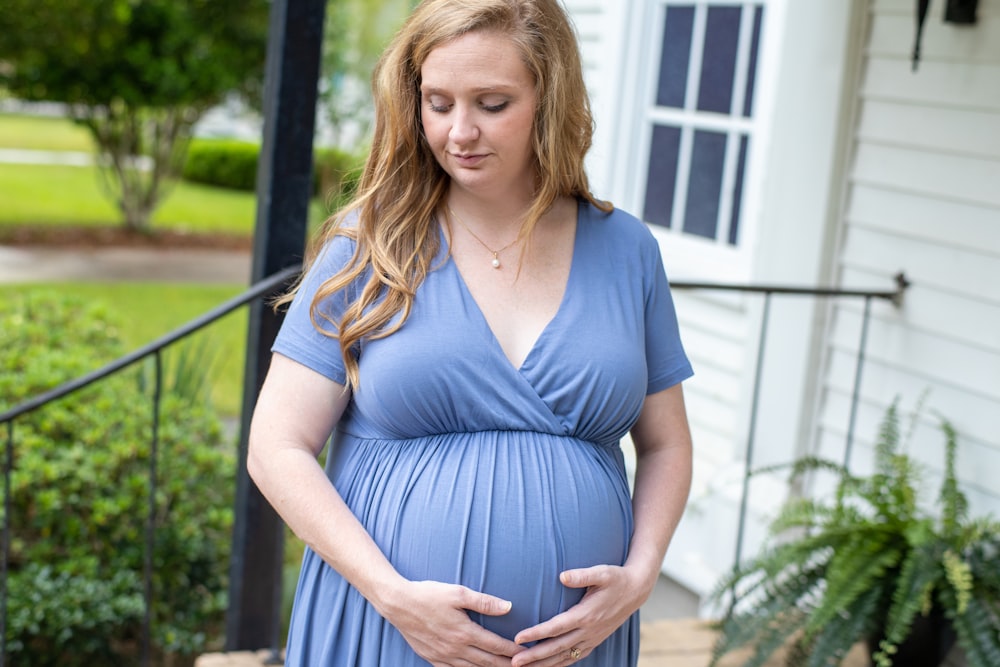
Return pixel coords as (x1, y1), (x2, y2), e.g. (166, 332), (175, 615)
(380, 579), (524, 666)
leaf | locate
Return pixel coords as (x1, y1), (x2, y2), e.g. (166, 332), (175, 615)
(947, 596), (1000, 667)
(804, 584), (882, 667)
(804, 531), (901, 637)
(875, 542), (943, 661)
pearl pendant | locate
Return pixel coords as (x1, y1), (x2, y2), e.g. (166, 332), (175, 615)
(491, 257), (501, 269)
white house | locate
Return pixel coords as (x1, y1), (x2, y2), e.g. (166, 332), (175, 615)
(566, 0), (1000, 611)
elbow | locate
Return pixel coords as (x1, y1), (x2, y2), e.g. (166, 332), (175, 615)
(246, 434), (267, 486)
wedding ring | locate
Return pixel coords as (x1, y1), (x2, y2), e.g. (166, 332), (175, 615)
(569, 646), (582, 660)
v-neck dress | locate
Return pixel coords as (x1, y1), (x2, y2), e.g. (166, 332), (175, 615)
(272, 202), (693, 666)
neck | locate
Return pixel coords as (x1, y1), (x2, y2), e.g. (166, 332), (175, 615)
(447, 200), (529, 242)
(447, 187), (534, 229)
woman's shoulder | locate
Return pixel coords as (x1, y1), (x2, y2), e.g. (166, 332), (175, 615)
(579, 200), (659, 249)
(310, 210), (361, 267)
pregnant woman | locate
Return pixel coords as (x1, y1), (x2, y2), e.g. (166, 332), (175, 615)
(247, 1), (694, 665)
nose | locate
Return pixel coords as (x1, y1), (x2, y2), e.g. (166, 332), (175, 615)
(449, 106), (479, 145)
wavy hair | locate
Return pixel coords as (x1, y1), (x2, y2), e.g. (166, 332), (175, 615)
(278, 0), (612, 388)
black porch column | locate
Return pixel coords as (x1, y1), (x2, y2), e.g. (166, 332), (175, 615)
(226, 0), (327, 652)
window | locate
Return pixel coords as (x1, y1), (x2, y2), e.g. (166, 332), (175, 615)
(641, 2), (764, 248)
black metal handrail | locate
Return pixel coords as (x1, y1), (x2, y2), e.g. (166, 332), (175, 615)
(670, 272), (910, 573)
(0, 264), (300, 667)
(0, 268), (908, 665)
(0, 266), (300, 424)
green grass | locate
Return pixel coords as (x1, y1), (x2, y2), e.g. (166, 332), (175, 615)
(0, 113), (96, 152)
(0, 162), (335, 235)
(7, 282), (249, 416)
(0, 112), (336, 235)
(0, 162), (259, 234)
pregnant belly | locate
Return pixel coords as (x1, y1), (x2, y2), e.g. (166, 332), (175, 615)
(331, 430), (634, 640)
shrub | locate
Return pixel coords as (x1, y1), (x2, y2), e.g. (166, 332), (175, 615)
(1, 292), (235, 665)
(182, 138), (260, 191)
(313, 146), (363, 208)
(181, 138), (365, 210)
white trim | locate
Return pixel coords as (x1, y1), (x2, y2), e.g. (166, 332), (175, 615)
(716, 130), (741, 246)
(580, 0), (631, 199)
(647, 107), (756, 132)
(730, 4), (756, 118)
(685, 6), (709, 113)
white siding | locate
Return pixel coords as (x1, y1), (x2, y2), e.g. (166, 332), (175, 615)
(816, 0), (1000, 518)
(563, 0), (628, 199)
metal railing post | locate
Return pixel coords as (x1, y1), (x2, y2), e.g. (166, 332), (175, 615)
(1, 421), (11, 667)
(141, 351), (164, 667)
(843, 296), (874, 470)
(733, 292), (772, 575)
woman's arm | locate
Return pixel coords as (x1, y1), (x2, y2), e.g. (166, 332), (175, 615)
(248, 353), (522, 666)
(620, 382), (693, 599)
(510, 383), (693, 666)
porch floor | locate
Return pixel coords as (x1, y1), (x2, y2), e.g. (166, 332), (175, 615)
(194, 618), (872, 667)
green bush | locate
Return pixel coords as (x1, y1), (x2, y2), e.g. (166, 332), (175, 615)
(313, 146), (363, 208)
(182, 138), (260, 191)
(181, 139), (364, 212)
(1, 292), (235, 665)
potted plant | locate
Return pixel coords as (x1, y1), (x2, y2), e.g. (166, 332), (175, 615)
(708, 401), (1000, 667)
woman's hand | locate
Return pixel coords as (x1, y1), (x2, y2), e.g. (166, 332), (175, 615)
(381, 579), (525, 667)
(509, 564), (654, 667)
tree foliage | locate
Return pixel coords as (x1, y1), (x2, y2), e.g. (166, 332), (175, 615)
(0, 0), (269, 231)
(320, 0), (414, 149)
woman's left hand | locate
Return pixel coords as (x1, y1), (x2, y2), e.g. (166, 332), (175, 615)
(509, 564), (653, 666)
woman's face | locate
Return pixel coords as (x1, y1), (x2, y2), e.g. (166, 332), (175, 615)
(420, 30), (538, 202)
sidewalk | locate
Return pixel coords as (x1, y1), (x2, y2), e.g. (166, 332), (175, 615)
(0, 244), (251, 284)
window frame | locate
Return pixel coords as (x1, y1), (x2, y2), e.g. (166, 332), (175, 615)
(619, 0), (778, 281)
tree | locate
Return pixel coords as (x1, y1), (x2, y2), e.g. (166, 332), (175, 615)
(0, 0), (269, 232)
(319, 0), (413, 150)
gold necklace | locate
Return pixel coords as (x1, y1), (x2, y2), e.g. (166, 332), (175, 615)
(448, 207), (520, 269)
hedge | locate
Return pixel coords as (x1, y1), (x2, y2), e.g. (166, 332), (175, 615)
(182, 139), (259, 191)
(182, 138), (363, 207)
(1, 292), (234, 665)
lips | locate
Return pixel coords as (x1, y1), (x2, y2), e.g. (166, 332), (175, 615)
(451, 152), (487, 167)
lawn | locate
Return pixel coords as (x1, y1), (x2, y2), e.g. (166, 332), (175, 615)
(4, 283), (249, 417)
(0, 162), (260, 234)
(0, 112), (336, 236)
(0, 113), (95, 152)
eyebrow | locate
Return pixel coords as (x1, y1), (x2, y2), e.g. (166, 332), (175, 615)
(420, 85), (515, 95)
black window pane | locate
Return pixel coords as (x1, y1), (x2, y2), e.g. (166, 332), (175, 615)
(656, 6), (694, 109)
(697, 6), (741, 114)
(743, 6), (764, 117)
(643, 124), (683, 229)
(684, 129), (726, 239)
(729, 134), (749, 245)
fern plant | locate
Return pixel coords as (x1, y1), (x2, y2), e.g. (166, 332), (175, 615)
(708, 402), (1000, 667)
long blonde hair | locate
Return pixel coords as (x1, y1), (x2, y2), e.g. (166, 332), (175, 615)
(280, 0), (612, 388)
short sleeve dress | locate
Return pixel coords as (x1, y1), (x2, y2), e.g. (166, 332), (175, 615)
(272, 201), (693, 666)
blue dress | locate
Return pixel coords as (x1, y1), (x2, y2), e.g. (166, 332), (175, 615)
(272, 202), (693, 666)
